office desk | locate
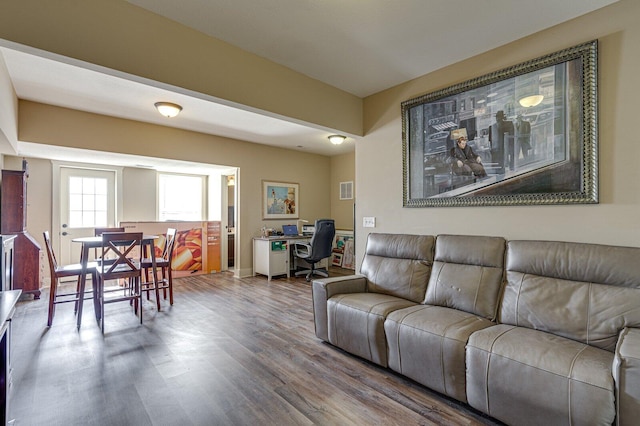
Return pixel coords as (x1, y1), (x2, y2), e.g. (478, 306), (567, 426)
(253, 236), (327, 281)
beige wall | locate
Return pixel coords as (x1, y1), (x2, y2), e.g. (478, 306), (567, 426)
(331, 151), (355, 230)
(122, 168), (157, 222)
(0, 0), (362, 136)
(357, 0), (640, 265)
(0, 53), (17, 154)
(17, 101), (333, 277)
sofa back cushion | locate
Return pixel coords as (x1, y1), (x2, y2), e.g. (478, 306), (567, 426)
(361, 233), (435, 303)
(502, 240), (640, 351)
(424, 234), (506, 320)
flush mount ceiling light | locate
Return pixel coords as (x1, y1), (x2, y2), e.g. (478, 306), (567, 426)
(328, 135), (346, 145)
(154, 102), (182, 117)
(518, 95), (544, 108)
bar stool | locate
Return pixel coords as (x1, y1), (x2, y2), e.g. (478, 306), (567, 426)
(43, 231), (98, 328)
(141, 228), (177, 310)
(94, 227), (125, 261)
(95, 232), (144, 333)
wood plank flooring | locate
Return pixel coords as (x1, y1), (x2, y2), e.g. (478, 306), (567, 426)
(9, 268), (500, 425)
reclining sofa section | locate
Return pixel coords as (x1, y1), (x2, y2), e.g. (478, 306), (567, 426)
(311, 233), (640, 426)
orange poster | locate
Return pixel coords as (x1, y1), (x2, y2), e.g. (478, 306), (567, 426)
(121, 221), (221, 277)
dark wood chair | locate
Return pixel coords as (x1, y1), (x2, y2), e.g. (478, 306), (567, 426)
(94, 227), (126, 236)
(93, 227), (125, 261)
(43, 231), (98, 328)
(141, 228), (177, 310)
(95, 232), (143, 333)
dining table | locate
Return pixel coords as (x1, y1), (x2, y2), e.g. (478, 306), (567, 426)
(72, 234), (159, 329)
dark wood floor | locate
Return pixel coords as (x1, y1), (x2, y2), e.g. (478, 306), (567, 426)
(10, 267), (500, 425)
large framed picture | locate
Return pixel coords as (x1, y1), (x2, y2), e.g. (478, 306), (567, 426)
(262, 180), (299, 219)
(402, 40), (598, 207)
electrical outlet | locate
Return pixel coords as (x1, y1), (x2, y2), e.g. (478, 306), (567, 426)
(363, 217), (376, 228)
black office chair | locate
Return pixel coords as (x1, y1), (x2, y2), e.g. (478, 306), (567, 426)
(292, 219), (336, 281)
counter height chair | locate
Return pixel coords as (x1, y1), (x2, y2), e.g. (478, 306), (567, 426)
(141, 228), (177, 310)
(93, 227), (125, 262)
(95, 232), (144, 333)
(43, 231), (98, 328)
(293, 219), (336, 281)
(94, 227), (125, 236)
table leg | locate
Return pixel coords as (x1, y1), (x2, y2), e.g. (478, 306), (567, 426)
(90, 244), (101, 324)
(76, 244), (89, 330)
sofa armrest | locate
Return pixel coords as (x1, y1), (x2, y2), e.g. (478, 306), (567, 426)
(614, 327), (640, 425)
(312, 275), (367, 341)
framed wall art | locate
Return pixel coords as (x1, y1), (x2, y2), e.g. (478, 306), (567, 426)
(262, 180), (299, 219)
(402, 40), (598, 207)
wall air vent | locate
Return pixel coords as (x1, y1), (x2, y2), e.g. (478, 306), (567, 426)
(340, 181), (353, 200)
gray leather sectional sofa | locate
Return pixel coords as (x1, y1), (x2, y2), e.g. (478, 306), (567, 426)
(312, 233), (640, 425)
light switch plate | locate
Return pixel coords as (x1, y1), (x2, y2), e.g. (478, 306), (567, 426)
(363, 217), (376, 228)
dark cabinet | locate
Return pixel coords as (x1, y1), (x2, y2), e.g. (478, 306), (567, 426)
(1, 170), (41, 299)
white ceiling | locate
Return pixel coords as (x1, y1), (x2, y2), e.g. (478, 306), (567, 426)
(127, 0), (616, 98)
(0, 0), (617, 171)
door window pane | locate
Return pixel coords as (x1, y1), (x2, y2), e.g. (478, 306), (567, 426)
(68, 176), (109, 228)
(95, 178), (107, 195)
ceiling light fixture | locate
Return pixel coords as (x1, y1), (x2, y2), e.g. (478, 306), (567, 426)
(518, 95), (544, 108)
(154, 102), (182, 117)
(328, 135), (346, 145)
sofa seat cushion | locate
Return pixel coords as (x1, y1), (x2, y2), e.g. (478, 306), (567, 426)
(466, 324), (615, 426)
(385, 305), (495, 403)
(328, 292), (416, 367)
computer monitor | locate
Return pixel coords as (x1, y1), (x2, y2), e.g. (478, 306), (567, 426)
(282, 225), (299, 236)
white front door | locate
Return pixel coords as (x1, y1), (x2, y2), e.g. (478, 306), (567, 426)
(58, 167), (117, 266)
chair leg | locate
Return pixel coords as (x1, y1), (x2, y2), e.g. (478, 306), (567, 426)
(129, 278), (137, 314)
(153, 269), (161, 311)
(141, 266), (162, 311)
(144, 267), (151, 301)
(99, 277), (105, 334)
(161, 267), (167, 299)
(47, 277), (57, 327)
(303, 262), (329, 282)
(92, 272), (101, 323)
(168, 270), (173, 305)
(136, 277), (143, 324)
(305, 262), (315, 281)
